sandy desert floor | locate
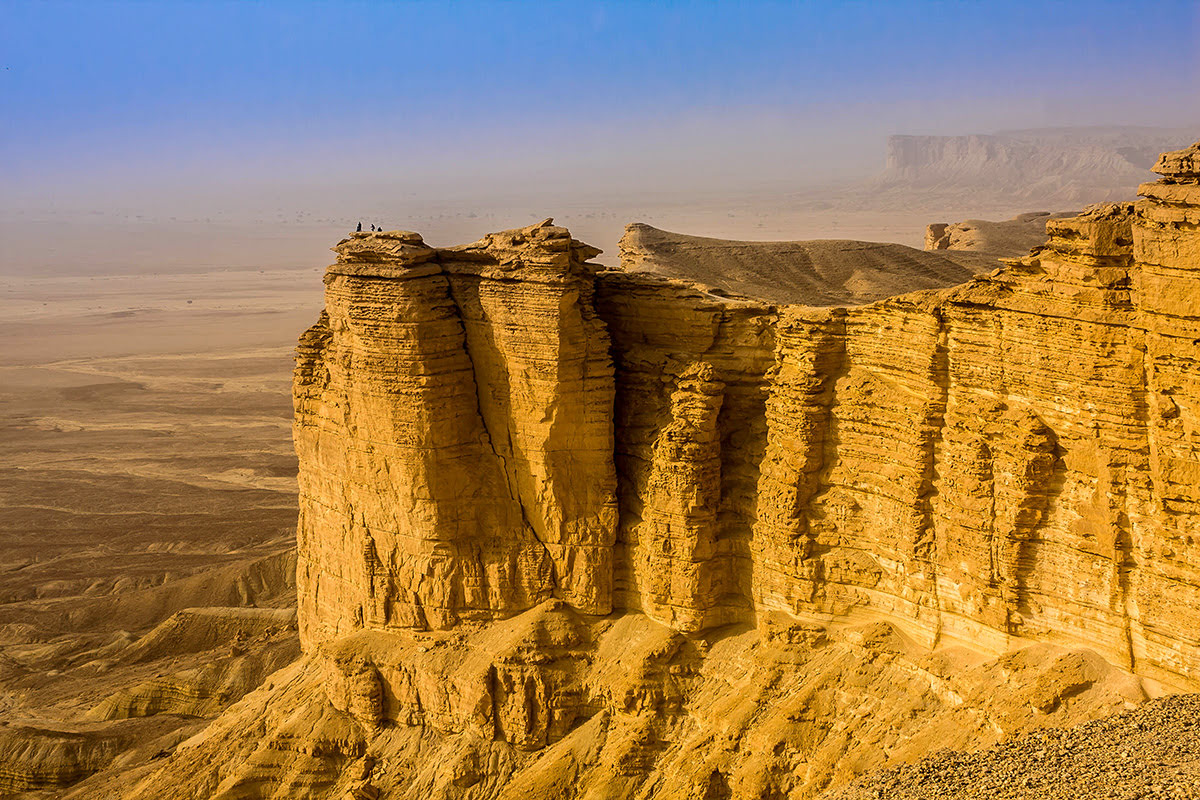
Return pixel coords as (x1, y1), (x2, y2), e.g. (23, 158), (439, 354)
(0, 264), (320, 795)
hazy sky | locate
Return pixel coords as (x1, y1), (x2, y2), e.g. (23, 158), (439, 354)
(3, 0), (1199, 220)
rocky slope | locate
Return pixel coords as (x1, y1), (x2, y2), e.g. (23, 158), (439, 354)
(618, 223), (1000, 305)
(82, 141), (1200, 799)
(833, 693), (1200, 800)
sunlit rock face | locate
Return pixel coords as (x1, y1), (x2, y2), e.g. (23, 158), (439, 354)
(295, 144), (1200, 689)
(171, 141), (1200, 800)
(294, 220), (618, 647)
(753, 204), (1146, 661)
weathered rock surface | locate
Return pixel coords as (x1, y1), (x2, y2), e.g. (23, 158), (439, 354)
(81, 604), (1149, 800)
(923, 210), (1078, 256)
(294, 220), (616, 646)
(102, 141), (1200, 799)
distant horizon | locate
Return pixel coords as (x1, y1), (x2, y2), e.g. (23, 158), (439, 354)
(4, 2), (1199, 215)
(2, 0), (1198, 275)
(2, 120), (1195, 277)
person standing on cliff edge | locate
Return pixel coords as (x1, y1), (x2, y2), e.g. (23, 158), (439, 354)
(356, 222), (362, 232)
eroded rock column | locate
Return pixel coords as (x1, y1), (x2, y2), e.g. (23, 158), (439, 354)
(1133, 141), (1200, 683)
(294, 222), (616, 647)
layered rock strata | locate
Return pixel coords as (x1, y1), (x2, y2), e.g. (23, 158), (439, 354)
(594, 145), (1200, 689)
(294, 221), (617, 647)
(116, 141), (1200, 799)
(293, 142), (1200, 688)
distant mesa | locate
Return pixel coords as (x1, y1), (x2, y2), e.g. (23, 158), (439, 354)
(875, 126), (1198, 206)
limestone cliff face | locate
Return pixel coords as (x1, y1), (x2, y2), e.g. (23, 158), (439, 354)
(590, 145), (1200, 689)
(295, 144), (1200, 681)
(294, 221), (617, 647)
(163, 141), (1200, 800)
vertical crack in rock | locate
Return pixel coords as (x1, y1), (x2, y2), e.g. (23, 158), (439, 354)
(708, 307), (777, 625)
(917, 310), (950, 645)
(440, 221), (618, 615)
(595, 273), (776, 629)
(442, 270), (560, 593)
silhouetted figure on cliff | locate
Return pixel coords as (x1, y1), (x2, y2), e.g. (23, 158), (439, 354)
(356, 222), (362, 232)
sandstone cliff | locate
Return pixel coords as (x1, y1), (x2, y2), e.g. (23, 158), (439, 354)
(293, 221), (617, 645)
(98, 141), (1200, 800)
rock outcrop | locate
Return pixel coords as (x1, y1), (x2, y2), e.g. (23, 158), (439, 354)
(101, 141), (1200, 799)
(923, 210), (1078, 256)
(294, 221), (617, 646)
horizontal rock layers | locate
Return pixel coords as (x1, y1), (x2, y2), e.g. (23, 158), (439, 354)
(614, 145), (1200, 688)
(294, 221), (617, 647)
(103, 141), (1200, 800)
(295, 143), (1200, 692)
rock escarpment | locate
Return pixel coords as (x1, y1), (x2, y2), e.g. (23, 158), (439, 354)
(294, 222), (617, 645)
(108, 142), (1200, 800)
(603, 145), (1200, 690)
(880, 128), (1196, 205)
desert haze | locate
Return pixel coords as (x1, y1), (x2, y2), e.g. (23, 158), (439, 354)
(3, 2), (1200, 799)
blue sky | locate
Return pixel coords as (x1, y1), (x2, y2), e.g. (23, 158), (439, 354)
(2, 0), (1198, 213)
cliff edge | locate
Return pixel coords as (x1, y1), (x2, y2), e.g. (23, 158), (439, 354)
(93, 141), (1200, 800)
